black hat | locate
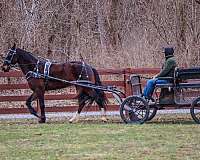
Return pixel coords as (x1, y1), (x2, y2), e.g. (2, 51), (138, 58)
(163, 47), (174, 58)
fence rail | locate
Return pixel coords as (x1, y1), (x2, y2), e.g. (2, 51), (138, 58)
(0, 68), (159, 114)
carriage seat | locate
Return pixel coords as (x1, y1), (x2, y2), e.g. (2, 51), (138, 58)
(175, 67), (200, 80)
(155, 83), (174, 88)
(155, 77), (174, 89)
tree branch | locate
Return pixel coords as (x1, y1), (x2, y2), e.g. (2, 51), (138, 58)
(195, 0), (200, 4)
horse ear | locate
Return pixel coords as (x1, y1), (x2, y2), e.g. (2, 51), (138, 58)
(12, 43), (16, 49)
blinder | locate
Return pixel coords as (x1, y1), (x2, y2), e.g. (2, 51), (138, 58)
(4, 49), (17, 66)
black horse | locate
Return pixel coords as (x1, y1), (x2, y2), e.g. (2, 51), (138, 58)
(1, 44), (107, 123)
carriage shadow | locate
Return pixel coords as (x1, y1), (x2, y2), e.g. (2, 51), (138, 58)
(147, 116), (195, 125)
(147, 120), (195, 125)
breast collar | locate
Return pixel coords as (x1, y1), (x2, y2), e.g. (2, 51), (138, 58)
(44, 60), (52, 78)
(26, 60), (52, 80)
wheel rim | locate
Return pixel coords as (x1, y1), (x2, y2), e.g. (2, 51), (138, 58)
(146, 98), (157, 121)
(121, 97), (149, 124)
(191, 98), (200, 123)
(147, 107), (157, 121)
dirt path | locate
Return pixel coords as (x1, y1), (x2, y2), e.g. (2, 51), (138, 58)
(0, 109), (190, 120)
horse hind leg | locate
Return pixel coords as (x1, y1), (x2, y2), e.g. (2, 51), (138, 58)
(26, 92), (40, 118)
(69, 93), (90, 123)
(94, 90), (108, 122)
(96, 100), (108, 122)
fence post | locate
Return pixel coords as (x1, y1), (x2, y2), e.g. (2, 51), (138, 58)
(124, 68), (131, 97)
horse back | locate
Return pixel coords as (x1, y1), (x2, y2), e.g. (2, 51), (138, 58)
(50, 63), (75, 80)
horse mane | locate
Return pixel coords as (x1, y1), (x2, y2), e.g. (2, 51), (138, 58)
(16, 48), (84, 66)
(17, 48), (38, 62)
(16, 48), (55, 64)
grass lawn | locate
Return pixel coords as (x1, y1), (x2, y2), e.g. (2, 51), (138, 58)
(0, 115), (200, 160)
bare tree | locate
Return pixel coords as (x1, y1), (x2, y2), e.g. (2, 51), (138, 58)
(0, 0), (200, 68)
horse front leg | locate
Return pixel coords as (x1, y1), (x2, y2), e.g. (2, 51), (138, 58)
(37, 91), (46, 123)
(26, 92), (40, 118)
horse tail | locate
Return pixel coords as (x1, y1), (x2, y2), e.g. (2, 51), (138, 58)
(92, 67), (108, 109)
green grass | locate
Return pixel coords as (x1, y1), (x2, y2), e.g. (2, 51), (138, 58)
(0, 116), (200, 160)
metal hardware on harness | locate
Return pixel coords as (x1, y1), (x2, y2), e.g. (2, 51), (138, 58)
(44, 60), (52, 90)
(44, 60), (52, 78)
(26, 60), (40, 80)
(36, 60), (40, 75)
(25, 60), (52, 80)
(26, 71), (42, 80)
(78, 61), (89, 80)
(4, 49), (16, 65)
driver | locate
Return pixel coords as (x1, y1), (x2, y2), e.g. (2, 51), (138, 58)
(143, 47), (177, 99)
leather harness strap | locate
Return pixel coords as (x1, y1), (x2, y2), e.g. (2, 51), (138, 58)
(43, 61), (52, 90)
(26, 61), (52, 90)
(44, 60), (52, 78)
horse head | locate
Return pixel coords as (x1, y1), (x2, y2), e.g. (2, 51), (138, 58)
(1, 43), (19, 72)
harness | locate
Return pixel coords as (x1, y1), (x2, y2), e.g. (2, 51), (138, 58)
(44, 60), (52, 78)
(78, 61), (89, 80)
(24, 59), (88, 89)
(4, 49), (16, 66)
(26, 60), (52, 87)
(43, 60), (52, 89)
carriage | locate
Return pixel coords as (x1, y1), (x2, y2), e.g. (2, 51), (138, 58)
(26, 66), (200, 124)
(2, 44), (200, 124)
(120, 67), (200, 124)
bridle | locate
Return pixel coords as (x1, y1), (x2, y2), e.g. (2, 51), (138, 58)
(4, 49), (17, 66)
(3, 49), (35, 69)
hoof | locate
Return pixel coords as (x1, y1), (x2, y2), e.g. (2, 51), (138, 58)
(69, 114), (80, 123)
(101, 116), (108, 122)
(38, 118), (46, 123)
(69, 118), (79, 123)
(69, 119), (73, 123)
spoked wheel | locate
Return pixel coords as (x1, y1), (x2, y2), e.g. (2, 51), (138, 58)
(148, 107), (157, 121)
(147, 98), (157, 121)
(190, 97), (200, 124)
(120, 96), (149, 124)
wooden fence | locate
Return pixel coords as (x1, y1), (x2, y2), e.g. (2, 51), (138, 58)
(0, 68), (159, 114)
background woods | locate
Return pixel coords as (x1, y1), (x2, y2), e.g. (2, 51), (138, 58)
(0, 0), (200, 68)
